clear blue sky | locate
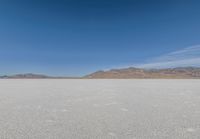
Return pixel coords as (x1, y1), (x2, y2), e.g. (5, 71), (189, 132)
(0, 0), (200, 76)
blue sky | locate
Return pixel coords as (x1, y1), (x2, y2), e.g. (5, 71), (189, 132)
(0, 0), (200, 76)
(137, 45), (200, 68)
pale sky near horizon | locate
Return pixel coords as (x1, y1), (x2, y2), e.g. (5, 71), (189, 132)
(0, 0), (200, 76)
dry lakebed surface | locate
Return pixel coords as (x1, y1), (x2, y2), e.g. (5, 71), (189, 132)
(0, 79), (200, 139)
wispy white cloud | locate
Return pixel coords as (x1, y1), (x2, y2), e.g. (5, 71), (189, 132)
(136, 45), (200, 68)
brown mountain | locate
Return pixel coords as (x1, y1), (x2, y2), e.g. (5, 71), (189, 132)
(84, 67), (200, 79)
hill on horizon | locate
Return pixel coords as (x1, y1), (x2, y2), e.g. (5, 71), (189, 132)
(1, 67), (200, 79)
(84, 67), (200, 79)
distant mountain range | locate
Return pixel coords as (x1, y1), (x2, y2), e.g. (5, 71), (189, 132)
(1, 67), (200, 79)
(0, 73), (77, 79)
(84, 67), (200, 79)
(0, 73), (50, 79)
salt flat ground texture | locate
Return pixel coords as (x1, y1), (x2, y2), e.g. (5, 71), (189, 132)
(0, 79), (200, 139)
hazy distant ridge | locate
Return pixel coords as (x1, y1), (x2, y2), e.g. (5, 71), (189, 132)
(0, 73), (79, 79)
(0, 73), (50, 79)
(1, 67), (200, 79)
(84, 67), (200, 79)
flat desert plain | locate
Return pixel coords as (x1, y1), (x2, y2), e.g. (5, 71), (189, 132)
(0, 79), (200, 139)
